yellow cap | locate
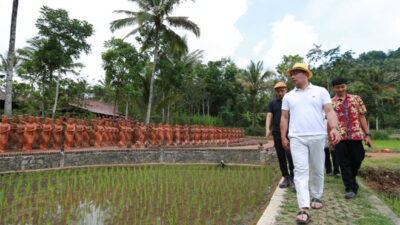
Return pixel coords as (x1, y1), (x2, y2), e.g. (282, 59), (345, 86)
(286, 63), (313, 78)
(274, 82), (287, 89)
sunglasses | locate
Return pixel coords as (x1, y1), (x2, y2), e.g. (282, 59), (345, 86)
(290, 70), (305, 77)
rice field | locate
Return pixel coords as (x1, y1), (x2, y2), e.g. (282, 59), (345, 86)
(0, 165), (276, 224)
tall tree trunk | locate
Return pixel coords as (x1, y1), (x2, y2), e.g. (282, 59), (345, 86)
(4, 0), (19, 116)
(202, 99), (205, 117)
(207, 97), (210, 116)
(145, 26), (160, 124)
(167, 102), (170, 124)
(51, 70), (61, 119)
(162, 92), (165, 123)
(125, 98), (129, 120)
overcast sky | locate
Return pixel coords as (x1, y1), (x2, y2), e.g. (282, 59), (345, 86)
(1, 0), (400, 84)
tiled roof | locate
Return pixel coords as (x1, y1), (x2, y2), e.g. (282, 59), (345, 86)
(69, 99), (121, 116)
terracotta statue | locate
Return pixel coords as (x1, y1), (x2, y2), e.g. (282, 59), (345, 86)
(182, 125), (190, 145)
(200, 126), (208, 145)
(94, 119), (104, 147)
(156, 123), (164, 145)
(0, 115), (11, 153)
(189, 125), (195, 145)
(9, 116), (18, 150)
(74, 119), (84, 148)
(39, 117), (53, 150)
(117, 121), (125, 148)
(148, 123), (157, 146)
(173, 124), (181, 145)
(52, 119), (63, 149)
(16, 115), (26, 150)
(102, 121), (109, 146)
(63, 117), (76, 150)
(82, 120), (90, 147)
(164, 124), (173, 146)
(34, 117), (42, 148)
(126, 122), (133, 146)
(134, 123), (146, 148)
(22, 116), (37, 152)
(192, 125), (200, 145)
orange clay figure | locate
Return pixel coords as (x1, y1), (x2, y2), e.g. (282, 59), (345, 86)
(0, 115), (11, 153)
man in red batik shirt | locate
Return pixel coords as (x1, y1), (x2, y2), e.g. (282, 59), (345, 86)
(331, 77), (372, 199)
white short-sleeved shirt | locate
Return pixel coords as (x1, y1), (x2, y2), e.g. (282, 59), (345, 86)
(282, 83), (331, 137)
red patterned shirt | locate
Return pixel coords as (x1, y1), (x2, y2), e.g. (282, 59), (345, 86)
(332, 94), (367, 141)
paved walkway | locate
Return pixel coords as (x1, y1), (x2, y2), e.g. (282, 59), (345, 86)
(258, 175), (400, 225)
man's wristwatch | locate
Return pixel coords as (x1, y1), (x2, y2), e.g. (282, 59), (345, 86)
(336, 127), (340, 131)
(366, 132), (371, 137)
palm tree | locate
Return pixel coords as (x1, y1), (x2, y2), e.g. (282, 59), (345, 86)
(351, 67), (399, 130)
(4, 0), (19, 115)
(236, 61), (274, 127)
(110, 0), (200, 124)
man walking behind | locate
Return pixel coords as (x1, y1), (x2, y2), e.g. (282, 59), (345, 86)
(280, 63), (340, 224)
(331, 77), (372, 199)
(266, 82), (295, 188)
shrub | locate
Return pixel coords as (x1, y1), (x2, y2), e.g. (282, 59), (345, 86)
(173, 115), (224, 127)
(373, 131), (390, 140)
(245, 126), (265, 136)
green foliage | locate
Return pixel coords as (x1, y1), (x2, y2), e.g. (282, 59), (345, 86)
(373, 131), (390, 140)
(174, 115), (224, 126)
(245, 126), (265, 136)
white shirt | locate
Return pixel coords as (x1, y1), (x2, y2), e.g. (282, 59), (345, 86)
(282, 83), (331, 137)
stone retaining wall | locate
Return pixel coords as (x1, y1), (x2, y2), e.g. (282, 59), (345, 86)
(0, 148), (274, 173)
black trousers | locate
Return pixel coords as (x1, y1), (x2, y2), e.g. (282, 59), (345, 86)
(273, 136), (294, 178)
(335, 140), (365, 193)
(324, 147), (340, 174)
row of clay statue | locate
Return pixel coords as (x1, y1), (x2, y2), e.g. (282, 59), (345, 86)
(0, 115), (246, 153)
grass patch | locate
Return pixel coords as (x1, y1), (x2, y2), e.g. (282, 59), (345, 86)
(364, 139), (400, 152)
(361, 157), (400, 172)
(360, 157), (400, 218)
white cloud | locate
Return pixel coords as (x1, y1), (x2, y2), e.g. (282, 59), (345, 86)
(0, 0), (247, 83)
(252, 40), (266, 55)
(173, 0), (248, 62)
(262, 14), (319, 70)
(304, 0), (400, 54)
(236, 58), (250, 69)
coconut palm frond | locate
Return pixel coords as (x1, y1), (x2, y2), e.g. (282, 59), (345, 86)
(167, 16), (200, 37)
(110, 17), (139, 32)
(162, 27), (188, 54)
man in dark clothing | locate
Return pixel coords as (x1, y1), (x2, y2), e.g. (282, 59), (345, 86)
(324, 147), (340, 177)
(266, 82), (294, 188)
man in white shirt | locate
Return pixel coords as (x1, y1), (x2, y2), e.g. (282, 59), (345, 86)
(280, 63), (340, 224)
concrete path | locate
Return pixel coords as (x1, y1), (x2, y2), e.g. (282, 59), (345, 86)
(257, 178), (286, 225)
(257, 176), (399, 225)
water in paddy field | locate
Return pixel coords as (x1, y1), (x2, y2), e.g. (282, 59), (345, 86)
(0, 165), (277, 225)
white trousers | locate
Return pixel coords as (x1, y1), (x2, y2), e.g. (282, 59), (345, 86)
(289, 135), (326, 209)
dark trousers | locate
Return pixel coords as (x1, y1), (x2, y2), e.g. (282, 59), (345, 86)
(335, 140), (365, 193)
(273, 136), (294, 178)
(324, 147), (340, 174)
